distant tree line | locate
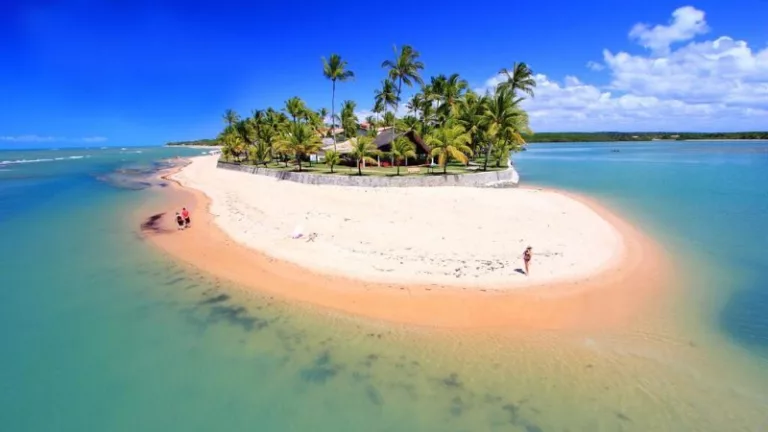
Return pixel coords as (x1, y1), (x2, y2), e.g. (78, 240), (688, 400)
(166, 138), (220, 146)
(522, 131), (768, 143)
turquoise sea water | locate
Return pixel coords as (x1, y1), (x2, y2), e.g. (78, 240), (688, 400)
(1, 142), (767, 431)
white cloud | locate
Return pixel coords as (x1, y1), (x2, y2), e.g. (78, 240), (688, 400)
(0, 135), (108, 143)
(629, 6), (709, 55)
(478, 6), (768, 131)
(586, 61), (605, 71)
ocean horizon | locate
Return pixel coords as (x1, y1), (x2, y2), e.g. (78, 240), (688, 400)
(1, 141), (767, 431)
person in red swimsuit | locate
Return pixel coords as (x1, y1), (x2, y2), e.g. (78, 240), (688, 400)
(181, 207), (191, 228)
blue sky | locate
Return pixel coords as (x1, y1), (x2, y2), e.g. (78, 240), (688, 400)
(1, 1), (767, 148)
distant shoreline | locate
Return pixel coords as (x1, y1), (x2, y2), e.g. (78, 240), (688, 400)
(166, 144), (222, 149)
(681, 139), (768, 142)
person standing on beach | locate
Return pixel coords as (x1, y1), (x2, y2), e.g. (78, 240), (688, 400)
(182, 207), (191, 228)
(523, 246), (532, 275)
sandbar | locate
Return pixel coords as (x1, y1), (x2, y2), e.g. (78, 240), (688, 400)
(142, 155), (669, 329)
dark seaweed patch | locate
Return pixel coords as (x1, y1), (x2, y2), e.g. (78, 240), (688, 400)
(140, 213), (165, 232)
(199, 294), (230, 305)
(502, 403), (520, 423)
(300, 350), (342, 384)
(165, 277), (186, 286)
(361, 353), (380, 368)
(441, 373), (463, 388)
(365, 385), (383, 406)
(616, 411), (631, 422)
(207, 305), (268, 331)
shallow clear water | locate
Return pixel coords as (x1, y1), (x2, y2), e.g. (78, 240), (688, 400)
(1, 142), (767, 431)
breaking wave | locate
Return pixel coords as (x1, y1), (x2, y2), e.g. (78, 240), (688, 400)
(0, 155), (90, 166)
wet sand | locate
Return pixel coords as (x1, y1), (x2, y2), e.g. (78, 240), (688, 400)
(141, 159), (670, 330)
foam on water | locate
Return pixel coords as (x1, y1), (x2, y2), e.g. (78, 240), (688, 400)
(0, 154), (90, 165)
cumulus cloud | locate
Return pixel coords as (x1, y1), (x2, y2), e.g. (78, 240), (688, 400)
(478, 6), (768, 131)
(629, 6), (709, 55)
(0, 135), (108, 143)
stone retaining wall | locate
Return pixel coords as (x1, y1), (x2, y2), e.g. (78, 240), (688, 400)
(217, 162), (519, 188)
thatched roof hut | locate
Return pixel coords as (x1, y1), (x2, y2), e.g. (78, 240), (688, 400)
(373, 128), (430, 156)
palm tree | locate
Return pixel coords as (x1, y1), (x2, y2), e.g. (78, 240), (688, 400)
(389, 137), (416, 175)
(340, 100), (357, 139)
(250, 141), (271, 167)
(234, 118), (256, 162)
(322, 54), (354, 151)
(425, 124), (473, 174)
(480, 87), (529, 170)
(283, 97), (307, 124)
(257, 123), (279, 162)
(382, 45), (424, 135)
(276, 123), (321, 171)
(373, 79), (398, 130)
(372, 99), (385, 124)
(498, 62), (536, 98)
(398, 115), (419, 133)
(317, 108), (329, 135)
(223, 109), (240, 130)
(349, 136), (379, 175)
(323, 150), (341, 173)
(221, 144), (233, 162)
(437, 73), (468, 123)
(220, 130), (244, 163)
(382, 112), (395, 129)
(457, 90), (485, 154)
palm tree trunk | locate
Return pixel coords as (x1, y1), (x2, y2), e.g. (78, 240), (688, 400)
(358, 159), (362, 176)
(331, 80), (337, 152)
(484, 143), (491, 171)
(397, 161), (400, 175)
(297, 155), (302, 171)
(395, 78), (402, 134)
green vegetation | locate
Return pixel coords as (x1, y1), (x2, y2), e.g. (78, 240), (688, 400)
(245, 160), (506, 177)
(212, 45), (536, 176)
(166, 138), (219, 146)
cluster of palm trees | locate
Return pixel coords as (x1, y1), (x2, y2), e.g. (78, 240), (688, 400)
(218, 45), (536, 175)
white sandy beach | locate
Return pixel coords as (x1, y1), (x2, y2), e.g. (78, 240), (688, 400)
(171, 155), (624, 288)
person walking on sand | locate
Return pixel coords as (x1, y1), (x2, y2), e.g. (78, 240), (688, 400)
(523, 246), (533, 276)
(182, 207), (191, 228)
(175, 212), (185, 230)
